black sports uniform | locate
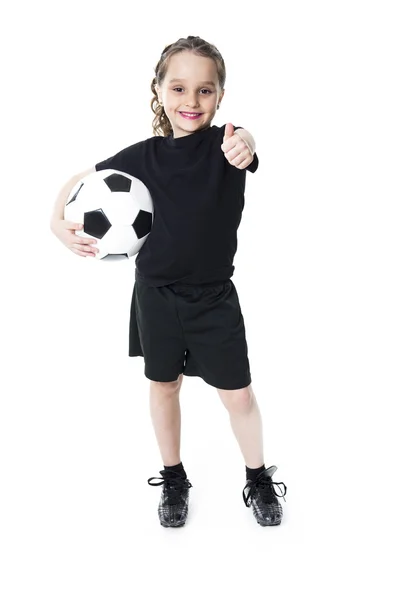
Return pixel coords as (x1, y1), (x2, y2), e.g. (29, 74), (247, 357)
(95, 123), (259, 389)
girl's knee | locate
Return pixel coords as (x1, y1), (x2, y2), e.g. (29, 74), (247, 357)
(217, 385), (254, 412)
(150, 374), (183, 394)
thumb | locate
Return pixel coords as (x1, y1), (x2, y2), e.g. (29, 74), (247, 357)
(223, 122), (235, 143)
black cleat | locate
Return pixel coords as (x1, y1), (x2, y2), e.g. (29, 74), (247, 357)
(148, 469), (193, 527)
(242, 465), (287, 526)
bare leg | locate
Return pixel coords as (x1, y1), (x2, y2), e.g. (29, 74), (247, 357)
(149, 373), (184, 466)
(217, 384), (265, 468)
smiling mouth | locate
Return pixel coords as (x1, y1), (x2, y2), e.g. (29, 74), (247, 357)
(179, 112), (202, 119)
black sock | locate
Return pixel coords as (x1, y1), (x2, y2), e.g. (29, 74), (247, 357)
(164, 462), (187, 478)
(246, 464), (266, 481)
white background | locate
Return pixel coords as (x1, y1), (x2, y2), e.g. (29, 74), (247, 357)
(1, 0), (399, 597)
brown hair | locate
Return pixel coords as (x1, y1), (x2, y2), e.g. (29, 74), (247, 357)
(150, 35), (226, 137)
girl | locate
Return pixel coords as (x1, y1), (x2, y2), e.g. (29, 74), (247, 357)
(50, 35), (287, 528)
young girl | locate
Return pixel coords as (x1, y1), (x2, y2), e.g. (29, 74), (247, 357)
(50, 35), (287, 528)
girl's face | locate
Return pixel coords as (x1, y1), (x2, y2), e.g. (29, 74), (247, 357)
(156, 51), (224, 139)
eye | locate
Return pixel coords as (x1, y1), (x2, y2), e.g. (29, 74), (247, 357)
(172, 88), (212, 94)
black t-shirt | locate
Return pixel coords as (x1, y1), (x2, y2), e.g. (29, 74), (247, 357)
(95, 123), (259, 286)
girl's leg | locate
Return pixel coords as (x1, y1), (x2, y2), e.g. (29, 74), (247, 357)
(217, 384), (265, 468)
(149, 373), (184, 466)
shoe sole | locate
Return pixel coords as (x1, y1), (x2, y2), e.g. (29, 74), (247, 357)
(161, 522), (186, 528)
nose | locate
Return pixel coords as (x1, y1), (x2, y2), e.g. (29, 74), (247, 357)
(185, 93), (200, 109)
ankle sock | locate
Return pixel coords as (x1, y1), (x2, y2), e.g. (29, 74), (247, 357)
(246, 464), (266, 481)
(164, 462), (187, 479)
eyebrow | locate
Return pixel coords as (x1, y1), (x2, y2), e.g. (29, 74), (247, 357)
(168, 78), (216, 87)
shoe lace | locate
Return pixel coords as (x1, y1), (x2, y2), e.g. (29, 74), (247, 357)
(148, 470), (193, 505)
(242, 473), (287, 507)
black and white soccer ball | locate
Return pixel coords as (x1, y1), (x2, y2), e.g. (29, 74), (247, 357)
(64, 169), (154, 261)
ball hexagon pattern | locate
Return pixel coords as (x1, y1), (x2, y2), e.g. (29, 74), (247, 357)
(64, 169), (154, 261)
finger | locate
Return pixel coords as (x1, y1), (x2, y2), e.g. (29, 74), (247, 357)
(65, 221), (83, 230)
(223, 122), (235, 143)
(235, 156), (251, 169)
(71, 247), (94, 258)
(221, 131), (248, 154)
(224, 147), (240, 161)
(72, 235), (98, 252)
(224, 142), (248, 162)
(73, 232), (97, 245)
(73, 243), (97, 256)
(81, 240), (99, 253)
(230, 150), (250, 168)
(221, 136), (238, 153)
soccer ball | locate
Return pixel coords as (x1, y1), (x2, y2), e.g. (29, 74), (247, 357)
(64, 169), (154, 261)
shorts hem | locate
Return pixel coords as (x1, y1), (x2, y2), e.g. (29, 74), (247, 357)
(144, 370), (183, 383)
(183, 371), (252, 390)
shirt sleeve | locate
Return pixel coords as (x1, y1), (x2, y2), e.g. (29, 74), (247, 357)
(95, 141), (146, 178)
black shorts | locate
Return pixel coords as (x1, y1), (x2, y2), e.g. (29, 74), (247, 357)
(129, 279), (252, 390)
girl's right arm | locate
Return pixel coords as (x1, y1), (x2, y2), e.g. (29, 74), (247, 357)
(50, 166), (99, 258)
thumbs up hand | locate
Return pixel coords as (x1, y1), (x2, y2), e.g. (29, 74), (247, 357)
(221, 123), (255, 170)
